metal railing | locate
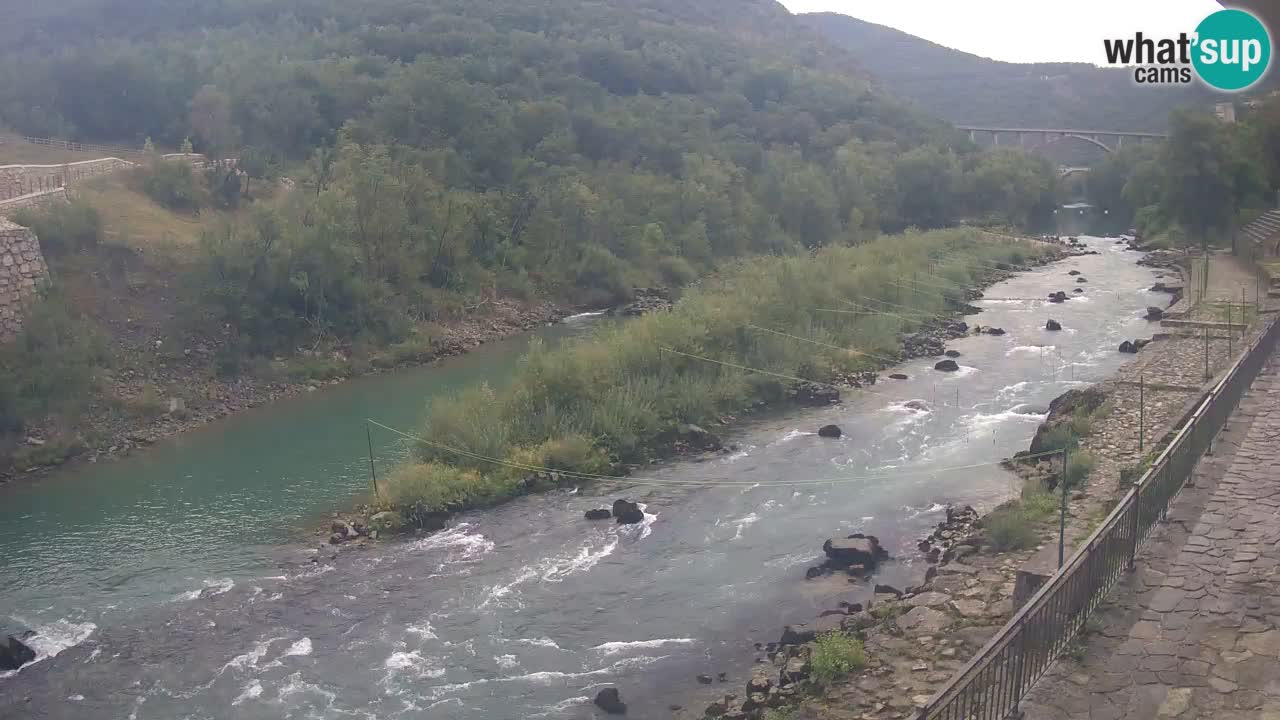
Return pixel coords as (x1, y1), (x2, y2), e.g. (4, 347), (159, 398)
(917, 311), (1280, 719)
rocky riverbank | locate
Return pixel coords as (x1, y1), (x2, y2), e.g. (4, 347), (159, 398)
(678, 237), (1195, 720)
(1, 299), (569, 483)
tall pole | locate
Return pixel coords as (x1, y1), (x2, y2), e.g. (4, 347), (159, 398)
(367, 421), (379, 500)
(1139, 374), (1145, 454)
(1059, 446), (1069, 569)
(1243, 288), (1248, 335)
(1204, 326), (1210, 381)
(1228, 303), (1233, 358)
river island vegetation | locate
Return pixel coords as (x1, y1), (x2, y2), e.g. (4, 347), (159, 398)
(377, 227), (1055, 523)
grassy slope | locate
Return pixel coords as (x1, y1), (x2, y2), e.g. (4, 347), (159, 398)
(376, 228), (1057, 525)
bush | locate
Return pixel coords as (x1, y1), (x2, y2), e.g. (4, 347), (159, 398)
(1064, 450), (1095, 490)
(809, 632), (866, 686)
(136, 159), (204, 212)
(986, 506), (1039, 551)
(12, 200), (102, 257)
(656, 255), (698, 286)
(574, 245), (632, 306)
(0, 293), (109, 433)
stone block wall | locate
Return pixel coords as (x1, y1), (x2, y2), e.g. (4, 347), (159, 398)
(0, 187), (68, 217)
(0, 158), (134, 202)
(0, 218), (49, 340)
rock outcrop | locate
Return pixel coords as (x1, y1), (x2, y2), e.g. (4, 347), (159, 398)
(791, 381), (840, 406)
(0, 633), (36, 671)
(594, 688), (627, 715)
(612, 499), (645, 525)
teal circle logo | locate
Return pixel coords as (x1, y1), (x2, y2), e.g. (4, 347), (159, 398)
(1193, 9), (1271, 91)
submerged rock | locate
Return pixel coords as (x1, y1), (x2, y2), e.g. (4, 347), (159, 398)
(0, 634), (36, 671)
(791, 381), (840, 406)
(1045, 319), (1062, 331)
(1048, 291), (1068, 303)
(612, 499), (645, 525)
(888, 373), (908, 380)
(584, 509), (612, 521)
(934, 359), (960, 372)
(1077, 277), (1088, 284)
(678, 423), (722, 452)
(1068, 270), (1081, 276)
(944, 350), (961, 358)
(903, 400), (930, 412)
(1145, 306), (1164, 321)
(823, 533), (889, 568)
(594, 688), (627, 715)
(982, 327), (1006, 336)
(817, 424), (842, 439)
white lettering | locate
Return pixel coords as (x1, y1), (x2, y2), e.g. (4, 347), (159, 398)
(1221, 38), (1239, 65)
(1243, 39), (1263, 72)
(1201, 38), (1219, 64)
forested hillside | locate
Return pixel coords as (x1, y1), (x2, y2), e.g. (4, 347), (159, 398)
(798, 12), (1210, 132)
(0, 0), (1064, 471)
(0, 0), (1060, 345)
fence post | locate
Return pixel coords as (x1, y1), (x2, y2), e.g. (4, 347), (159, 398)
(1204, 327), (1210, 382)
(1059, 447), (1069, 569)
(366, 421), (379, 500)
(1139, 374), (1145, 453)
(1229, 303), (1233, 358)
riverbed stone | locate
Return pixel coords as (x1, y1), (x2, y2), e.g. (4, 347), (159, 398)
(897, 606), (953, 633)
(594, 688), (627, 714)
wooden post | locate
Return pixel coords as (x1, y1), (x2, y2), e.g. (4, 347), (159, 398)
(1139, 374), (1145, 453)
(366, 421), (379, 500)
(1059, 447), (1069, 569)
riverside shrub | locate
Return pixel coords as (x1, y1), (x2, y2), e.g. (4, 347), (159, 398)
(384, 228), (1053, 514)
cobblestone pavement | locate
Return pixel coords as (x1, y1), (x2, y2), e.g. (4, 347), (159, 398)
(1020, 352), (1280, 720)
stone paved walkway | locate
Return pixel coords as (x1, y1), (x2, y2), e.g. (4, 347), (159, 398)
(1021, 351), (1280, 720)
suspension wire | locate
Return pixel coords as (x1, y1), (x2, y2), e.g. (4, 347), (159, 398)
(743, 324), (901, 365)
(849, 296), (954, 320)
(367, 419), (1070, 489)
(840, 299), (936, 324)
(657, 346), (840, 389)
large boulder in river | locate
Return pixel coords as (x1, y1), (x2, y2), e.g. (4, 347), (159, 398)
(944, 350), (961, 358)
(612, 499), (645, 525)
(1068, 270), (1082, 276)
(0, 634), (36, 671)
(791, 381), (840, 406)
(817, 424), (842, 439)
(585, 509), (613, 521)
(1119, 340), (1138, 354)
(1076, 277), (1088, 284)
(594, 688), (627, 715)
(1045, 319), (1062, 331)
(1145, 306), (1164, 321)
(934, 359), (960, 372)
(678, 423), (722, 452)
(983, 327), (1007, 336)
(1048, 291), (1068, 303)
(823, 533), (889, 568)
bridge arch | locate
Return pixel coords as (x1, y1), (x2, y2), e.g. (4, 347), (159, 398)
(1053, 134), (1113, 154)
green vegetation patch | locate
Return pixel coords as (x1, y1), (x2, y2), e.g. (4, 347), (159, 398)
(809, 632), (867, 687)
(378, 228), (1051, 517)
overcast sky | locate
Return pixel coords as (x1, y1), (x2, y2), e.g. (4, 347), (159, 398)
(779, 0), (1225, 65)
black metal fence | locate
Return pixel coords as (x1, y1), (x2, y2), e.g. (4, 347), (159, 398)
(916, 311), (1280, 720)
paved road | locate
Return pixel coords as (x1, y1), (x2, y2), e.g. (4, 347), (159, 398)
(1021, 350), (1280, 719)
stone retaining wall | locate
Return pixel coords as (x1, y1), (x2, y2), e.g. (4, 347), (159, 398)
(0, 158), (134, 202)
(0, 218), (49, 340)
(0, 187), (69, 217)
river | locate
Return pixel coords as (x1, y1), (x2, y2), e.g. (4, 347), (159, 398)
(0, 237), (1163, 719)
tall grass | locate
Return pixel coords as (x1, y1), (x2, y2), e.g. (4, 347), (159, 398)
(382, 228), (1053, 516)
